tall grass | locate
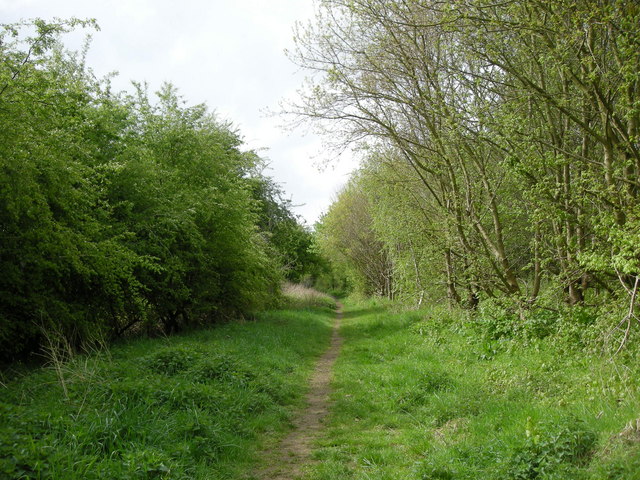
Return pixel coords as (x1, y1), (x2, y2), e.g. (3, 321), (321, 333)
(282, 283), (337, 311)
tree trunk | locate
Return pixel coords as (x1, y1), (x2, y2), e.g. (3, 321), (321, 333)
(445, 248), (461, 307)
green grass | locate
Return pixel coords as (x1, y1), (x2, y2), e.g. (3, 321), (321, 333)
(4, 296), (639, 479)
(0, 304), (335, 479)
(303, 299), (640, 480)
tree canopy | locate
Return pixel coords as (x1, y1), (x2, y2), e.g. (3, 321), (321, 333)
(298, 0), (640, 332)
(0, 19), (320, 361)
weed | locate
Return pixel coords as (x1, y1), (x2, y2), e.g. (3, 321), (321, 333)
(508, 416), (597, 479)
(39, 324), (74, 399)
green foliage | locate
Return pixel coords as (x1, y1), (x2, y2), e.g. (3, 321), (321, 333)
(473, 298), (613, 357)
(0, 19), (316, 360)
(358, 154), (449, 306)
(0, 19), (150, 359)
(294, 0), (640, 325)
(315, 176), (394, 298)
(508, 417), (597, 479)
(248, 175), (326, 283)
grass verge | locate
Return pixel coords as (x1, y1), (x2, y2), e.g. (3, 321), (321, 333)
(304, 298), (640, 480)
(0, 302), (335, 479)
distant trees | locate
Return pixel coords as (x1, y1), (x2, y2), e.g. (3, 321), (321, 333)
(294, 0), (640, 313)
(0, 20), (317, 361)
(316, 176), (394, 298)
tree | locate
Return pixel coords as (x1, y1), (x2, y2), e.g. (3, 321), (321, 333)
(247, 173), (325, 283)
(289, 0), (527, 301)
(316, 176), (394, 297)
(0, 20), (287, 360)
(291, 0), (640, 313)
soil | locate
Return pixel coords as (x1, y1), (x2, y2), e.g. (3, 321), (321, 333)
(253, 303), (343, 480)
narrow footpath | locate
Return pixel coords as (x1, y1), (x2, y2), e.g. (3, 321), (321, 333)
(254, 303), (343, 480)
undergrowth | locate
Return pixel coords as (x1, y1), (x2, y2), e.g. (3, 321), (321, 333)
(0, 302), (335, 479)
(303, 298), (640, 480)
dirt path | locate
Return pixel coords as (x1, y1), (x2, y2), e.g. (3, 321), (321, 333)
(254, 303), (343, 480)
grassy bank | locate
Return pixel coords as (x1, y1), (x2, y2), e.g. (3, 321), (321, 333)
(306, 299), (640, 480)
(0, 300), (335, 479)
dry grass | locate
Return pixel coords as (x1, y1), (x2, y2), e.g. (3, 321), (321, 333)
(282, 283), (336, 310)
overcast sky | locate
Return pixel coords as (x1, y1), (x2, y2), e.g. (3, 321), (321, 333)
(0, 0), (358, 225)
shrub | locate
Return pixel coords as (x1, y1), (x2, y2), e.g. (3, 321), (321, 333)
(477, 298), (519, 341)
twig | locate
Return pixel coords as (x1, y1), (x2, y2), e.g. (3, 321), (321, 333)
(614, 275), (639, 355)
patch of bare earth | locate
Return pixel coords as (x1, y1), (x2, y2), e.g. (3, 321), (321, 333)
(253, 304), (343, 480)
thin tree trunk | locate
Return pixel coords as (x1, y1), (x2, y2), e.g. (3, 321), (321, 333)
(531, 224), (541, 301)
(445, 248), (461, 307)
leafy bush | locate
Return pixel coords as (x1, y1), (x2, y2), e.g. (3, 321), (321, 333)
(0, 20), (323, 362)
(519, 310), (559, 340)
(474, 299), (606, 355)
(476, 298), (520, 341)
